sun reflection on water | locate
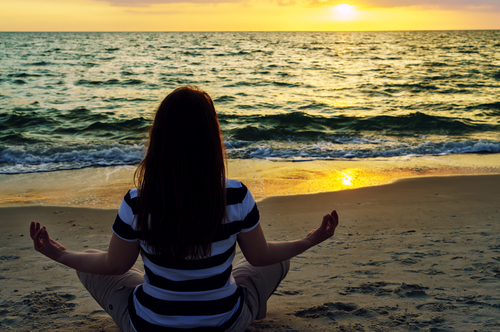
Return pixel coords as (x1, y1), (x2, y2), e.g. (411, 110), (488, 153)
(232, 165), (402, 201)
(340, 170), (353, 186)
(2, 156), (500, 208)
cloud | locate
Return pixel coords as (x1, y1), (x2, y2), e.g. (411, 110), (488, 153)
(362, 0), (500, 10)
(98, 0), (500, 8)
(97, 0), (237, 5)
(125, 9), (184, 13)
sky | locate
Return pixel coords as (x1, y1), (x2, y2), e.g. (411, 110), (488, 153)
(1, 0), (499, 31)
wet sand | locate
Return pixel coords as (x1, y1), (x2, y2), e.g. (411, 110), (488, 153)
(1, 154), (500, 208)
(1, 174), (499, 331)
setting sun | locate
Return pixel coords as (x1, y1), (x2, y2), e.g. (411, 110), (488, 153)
(332, 4), (357, 20)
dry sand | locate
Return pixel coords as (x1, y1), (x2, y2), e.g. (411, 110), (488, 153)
(1, 174), (500, 331)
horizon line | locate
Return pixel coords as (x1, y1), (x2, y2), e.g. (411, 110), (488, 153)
(1, 29), (499, 33)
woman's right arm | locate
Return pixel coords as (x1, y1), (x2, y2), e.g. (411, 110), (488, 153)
(237, 210), (338, 266)
(30, 221), (140, 275)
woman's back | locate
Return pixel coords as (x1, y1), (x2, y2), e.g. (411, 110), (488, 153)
(113, 179), (260, 330)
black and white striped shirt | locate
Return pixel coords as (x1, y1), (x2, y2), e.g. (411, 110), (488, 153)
(112, 179), (260, 331)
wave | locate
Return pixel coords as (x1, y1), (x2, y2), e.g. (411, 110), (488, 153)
(74, 78), (145, 86)
(213, 95), (236, 103)
(225, 139), (500, 160)
(0, 111), (150, 144)
(2, 138), (500, 174)
(0, 144), (144, 174)
(469, 102), (500, 111)
(422, 62), (450, 67)
(490, 71), (500, 80)
(25, 61), (52, 66)
(1, 107), (496, 148)
(223, 80), (310, 88)
(11, 79), (27, 84)
(0, 112), (58, 128)
(7, 73), (42, 78)
(219, 112), (497, 141)
(214, 50), (274, 57)
(381, 83), (440, 92)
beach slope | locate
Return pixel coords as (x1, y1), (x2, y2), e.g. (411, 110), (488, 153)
(1, 175), (499, 331)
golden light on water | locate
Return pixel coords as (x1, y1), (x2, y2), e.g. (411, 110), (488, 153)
(325, 99), (355, 108)
(228, 157), (500, 202)
(340, 170), (354, 186)
(324, 168), (388, 192)
(2, 156), (500, 208)
(231, 167), (393, 202)
(235, 167), (405, 201)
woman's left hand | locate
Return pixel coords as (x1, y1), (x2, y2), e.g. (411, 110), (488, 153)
(305, 210), (339, 246)
(30, 221), (67, 262)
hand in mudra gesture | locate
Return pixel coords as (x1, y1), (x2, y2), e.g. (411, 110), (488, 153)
(306, 210), (339, 246)
(30, 221), (67, 261)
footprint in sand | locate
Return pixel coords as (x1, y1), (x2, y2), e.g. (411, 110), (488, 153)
(292, 302), (358, 319)
(394, 283), (429, 298)
(339, 281), (396, 296)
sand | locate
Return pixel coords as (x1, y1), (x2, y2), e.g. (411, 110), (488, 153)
(1, 174), (500, 331)
(2, 153), (500, 208)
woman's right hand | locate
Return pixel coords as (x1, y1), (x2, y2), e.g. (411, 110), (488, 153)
(237, 210), (339, 266)
(305, 210), (339, 246)
(30, 221), (67, 262)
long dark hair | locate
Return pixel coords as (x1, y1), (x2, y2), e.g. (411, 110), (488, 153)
(134, 86), (227, 260)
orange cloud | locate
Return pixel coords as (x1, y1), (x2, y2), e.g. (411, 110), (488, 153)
(362, 0), (499, 10)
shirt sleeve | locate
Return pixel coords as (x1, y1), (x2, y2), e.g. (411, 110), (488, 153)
(239, 183), (260, 233)
(112, 190), (139, 242)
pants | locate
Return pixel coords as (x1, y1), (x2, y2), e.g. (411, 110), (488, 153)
(77, 258), (290, 332)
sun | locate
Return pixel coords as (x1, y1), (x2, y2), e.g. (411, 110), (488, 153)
(331, 4), (357, 20)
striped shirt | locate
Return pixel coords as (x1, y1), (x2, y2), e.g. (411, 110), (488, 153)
(112, 179), (260, 332)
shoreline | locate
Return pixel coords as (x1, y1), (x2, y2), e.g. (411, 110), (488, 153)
(1, 174), (499, 331)
(1, 153), (500, 209)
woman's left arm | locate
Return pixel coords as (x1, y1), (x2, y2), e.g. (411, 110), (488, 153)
(30, 221), (140, 275)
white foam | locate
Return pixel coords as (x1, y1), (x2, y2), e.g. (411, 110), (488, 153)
(2, 139), (500, 174)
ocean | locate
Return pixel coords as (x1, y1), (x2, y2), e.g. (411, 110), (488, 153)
(1, 31), (500, 175)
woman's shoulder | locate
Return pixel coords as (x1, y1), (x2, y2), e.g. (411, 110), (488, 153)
(226, 179), (251, 195)
(225, 178), (255, 206)
(121, 188), (139, 202)
(226, 178), (244, 189)
(128, 188), (139, 198)
(120, 188), (139, 211)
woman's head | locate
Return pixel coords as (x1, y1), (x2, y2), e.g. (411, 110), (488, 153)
(146, 86), (225, 177)
(135, 86), (227, 259)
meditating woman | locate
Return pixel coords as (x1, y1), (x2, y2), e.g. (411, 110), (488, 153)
(30, 86), (339, 332)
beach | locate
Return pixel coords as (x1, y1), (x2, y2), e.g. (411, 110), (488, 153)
(1, 173), (499, 331)
(2, 30), (500, 332)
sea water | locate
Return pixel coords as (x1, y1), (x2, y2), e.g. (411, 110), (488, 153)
(1, 31), (500, 207)
(1, 31), (499, 175)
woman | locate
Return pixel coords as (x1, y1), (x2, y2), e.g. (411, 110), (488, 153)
(30, 86), (339, 332)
